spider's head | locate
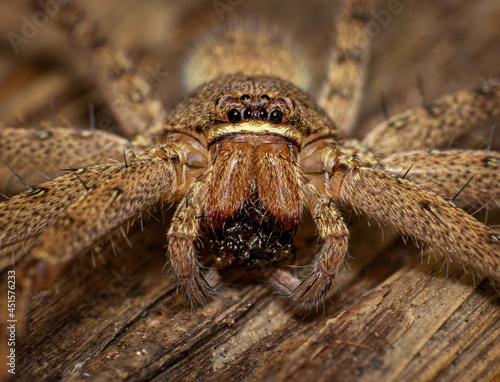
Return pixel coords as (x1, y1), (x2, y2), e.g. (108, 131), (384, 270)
(204, 82), (303, 147)
(166, 74), (337, 149)
(191, 75), (334, 150)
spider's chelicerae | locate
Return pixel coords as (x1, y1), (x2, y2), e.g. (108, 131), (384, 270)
(1, 0), (499, 311)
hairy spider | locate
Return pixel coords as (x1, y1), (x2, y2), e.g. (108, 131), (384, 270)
(1, 0), (499, 315)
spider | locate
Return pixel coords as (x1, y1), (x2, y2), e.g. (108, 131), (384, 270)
(0, 0), (499, 314)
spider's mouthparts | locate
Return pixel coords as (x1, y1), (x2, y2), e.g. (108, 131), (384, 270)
(201, 201), (297, 270)
(204, 135), (303, 231)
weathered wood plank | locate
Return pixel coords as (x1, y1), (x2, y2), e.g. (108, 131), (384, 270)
(259, 259), (497, 381)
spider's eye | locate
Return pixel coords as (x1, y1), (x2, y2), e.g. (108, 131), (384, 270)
(260, 94), (271, 101)
(269, 109), (284, 124)
(227, 108), (242, 123)
(243, 108), (252, 119)
(240, 94), (250, 101)
(259, 109), (268, 120)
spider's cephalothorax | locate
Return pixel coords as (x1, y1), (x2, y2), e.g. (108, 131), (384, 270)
(1, 0), (500, 313)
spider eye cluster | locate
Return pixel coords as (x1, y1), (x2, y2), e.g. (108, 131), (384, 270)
(226, 94), (285, 125)
(218, 92), (291, 126)
(226, 107), (283, 124)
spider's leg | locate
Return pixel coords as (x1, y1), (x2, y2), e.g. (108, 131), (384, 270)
(18, 152), (182, 289)
(268, 180), (349, 309)
(364, 83), (500, 155)
(318, 0), (373, 134)
(382, 149), (500, 206)
(34, 0), (166, 139)
(325, 160), (500, 282)
(167, 180), (215, 307)
(0, 162), (126, 250)
(0, 126), (133, 194)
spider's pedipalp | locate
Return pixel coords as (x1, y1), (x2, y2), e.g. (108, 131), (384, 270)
(167, 180), (215, 307)
(328, 165), (500, 282)
(267, 180), (349, 309)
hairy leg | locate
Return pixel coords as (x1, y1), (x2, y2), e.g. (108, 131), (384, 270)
(318, 0), (373, 134)
(32, 155), (179, 281)
(364, 83), (500, 155)
(324, 160), (500, 282)
(3, 152), (181, 289)
(34, 0), (166, 140)
(381, 149), (500, 205)
(1, 134), (201, 248)
(0, 163), (124, 248)
(0, 127), (133, 193)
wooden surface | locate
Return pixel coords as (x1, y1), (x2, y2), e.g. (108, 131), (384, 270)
(1, 0), (500, 381)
